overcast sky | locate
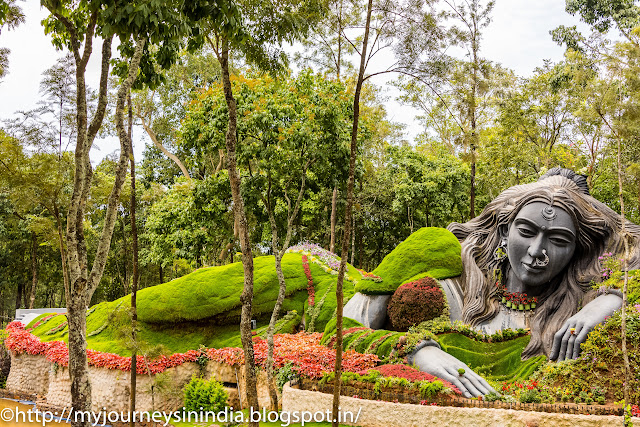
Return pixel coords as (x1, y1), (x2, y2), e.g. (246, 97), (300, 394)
(0, 0), (588, 163)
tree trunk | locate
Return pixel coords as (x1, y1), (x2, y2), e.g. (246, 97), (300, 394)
(120, 215), (129, 295)
(219, 38), (259, 423)
(63, 33), (142, 427)
(67, 298), (91, 423)
(29, 232), (38, 309)
(15, 279), (23, 312)
(330, 186), (338, 253)
(264, 167), (307, 410)
(617, 133), (631, 409)
(128, 92), (139, 427)
(332, 1), (373, 425)
(266, 251), (286, 410)
(54, 202), (70, 299)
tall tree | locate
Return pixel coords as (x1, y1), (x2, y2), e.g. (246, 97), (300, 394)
(442, 0), (494, 218)
(41, 1), (193, 424)
(332, 0), (373, 424)
(185, 0), (319, 418)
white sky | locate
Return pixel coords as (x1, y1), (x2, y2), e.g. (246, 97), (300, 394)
(0, 0), (589, 162)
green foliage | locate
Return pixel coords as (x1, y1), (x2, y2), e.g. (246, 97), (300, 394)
(183, 376), (228, 413)
(532, 306), (640, 403)
(276, 362), (298, 391)
(141, 176), (233, 270)
(356, 227), (463, 295)
(319, 369), (452, 399)
(483, 391), (504, 402)
(518, 388), (542, 404)
(387, 277), (446, 330)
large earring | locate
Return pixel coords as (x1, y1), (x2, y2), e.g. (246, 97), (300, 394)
(534, 249), (549, 267)
(494, 241), (508, 262)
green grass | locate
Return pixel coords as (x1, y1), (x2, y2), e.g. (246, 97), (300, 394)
(27, 252), (359, 355)
(437, 333), (546, 383)
(356, 227), (463, 295)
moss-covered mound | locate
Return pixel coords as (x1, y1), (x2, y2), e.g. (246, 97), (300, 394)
(356, 227), (462, 295)
(28, 252), (361, 355)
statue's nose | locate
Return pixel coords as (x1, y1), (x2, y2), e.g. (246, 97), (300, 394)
(527, 233), (545, 259)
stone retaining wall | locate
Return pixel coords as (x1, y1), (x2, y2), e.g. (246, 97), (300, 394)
(281, 385), (640, 427)
(6, 353), (49, 396)
(6, 352), (276, 412)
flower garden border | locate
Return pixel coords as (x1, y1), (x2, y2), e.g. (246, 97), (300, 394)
(296, 378), (625, 417)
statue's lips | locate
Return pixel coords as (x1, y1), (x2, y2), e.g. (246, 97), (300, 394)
(522, 262), (544, 273)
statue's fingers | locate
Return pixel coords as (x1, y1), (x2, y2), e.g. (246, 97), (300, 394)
(556, 328), (573, 362)
(563, 334), (577, 362)
(550, 324), (569, 360)
(442, 370), (472, 398)
(573, 328), (590, 359)
(458, 374), (482, 398)
(466, 373), (490, 396)
(469, 371), (495, 395)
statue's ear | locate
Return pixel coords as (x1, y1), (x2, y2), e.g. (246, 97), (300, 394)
(498, 224), (509, 242)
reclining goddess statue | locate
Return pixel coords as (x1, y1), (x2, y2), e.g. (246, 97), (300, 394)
(344, 168), (640, 397)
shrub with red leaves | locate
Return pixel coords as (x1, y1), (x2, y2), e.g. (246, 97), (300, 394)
(4, 322), (378, 379)
(387, 277), (445, 331)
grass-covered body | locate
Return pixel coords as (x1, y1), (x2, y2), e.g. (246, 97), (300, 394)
(26, 227), (466, 357)
(27, 252), (363, 355)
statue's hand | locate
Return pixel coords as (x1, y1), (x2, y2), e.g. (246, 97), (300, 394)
(550, 293), (622, 361)
(411, 346), (496, 398)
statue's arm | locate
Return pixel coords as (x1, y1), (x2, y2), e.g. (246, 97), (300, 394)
(549, 293), (622, 361)
(410, 343), (496, 398)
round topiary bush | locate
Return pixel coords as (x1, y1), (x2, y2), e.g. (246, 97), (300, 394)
(387, 277), (445, 331)
(183, 376), (228, 413)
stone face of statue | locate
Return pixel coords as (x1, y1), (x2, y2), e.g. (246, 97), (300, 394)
(505, 201), (577, 293)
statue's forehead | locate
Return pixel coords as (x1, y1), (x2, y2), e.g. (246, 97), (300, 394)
(514, 201), (576, 232)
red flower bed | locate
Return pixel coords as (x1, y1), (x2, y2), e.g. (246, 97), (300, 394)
(252, 333), (378, 379)
(4, 323), (377, 378)
(387, 277), (445, 331)
(302, 255), (315, 306)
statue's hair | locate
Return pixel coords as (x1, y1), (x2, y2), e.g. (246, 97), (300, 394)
(448, 170), (640, 359)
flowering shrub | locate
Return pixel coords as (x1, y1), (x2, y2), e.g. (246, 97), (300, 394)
(5, 324), (377, 379)
(252, 333), (378, 379)
(387, 278), (445, 331)
(302, 255), (315, 306)
(358, 269), (382, 283)
(598, 252), (617, 280)
(287, 242), (340, 271)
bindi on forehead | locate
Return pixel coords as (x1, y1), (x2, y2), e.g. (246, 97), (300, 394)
(515, 202), (577, 237)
